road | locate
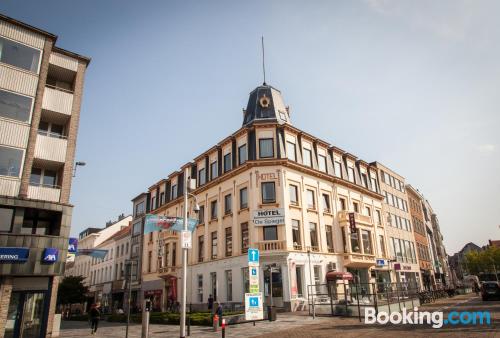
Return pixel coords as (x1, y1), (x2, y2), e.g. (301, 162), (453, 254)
(60, 293), (499, 337)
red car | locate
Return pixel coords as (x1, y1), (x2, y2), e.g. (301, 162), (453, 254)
(481, 281), (500, 301)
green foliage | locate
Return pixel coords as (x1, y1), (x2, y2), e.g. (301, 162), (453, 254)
(105, 311), (243, 326)
(463, 246), (500, 276)
(57, 276), (88, 306)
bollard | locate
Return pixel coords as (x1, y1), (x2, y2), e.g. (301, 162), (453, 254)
(213, 314), (219, 332)
(221, 318), (226, 338)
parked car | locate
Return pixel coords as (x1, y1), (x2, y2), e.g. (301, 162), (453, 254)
(481, 281), (500, 301)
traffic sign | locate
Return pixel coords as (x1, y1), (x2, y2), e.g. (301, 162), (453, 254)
(245, 292), (263, 321)
(249, 266), (259, 293)
(248, 248), (259, 267)
(181, 230), (192, 249)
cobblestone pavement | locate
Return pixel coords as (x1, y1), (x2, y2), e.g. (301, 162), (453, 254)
(60, 294), (499, 338)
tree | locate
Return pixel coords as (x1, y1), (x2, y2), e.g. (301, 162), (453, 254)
(463, 246), (500, 278)
(57, 276), (88, 307)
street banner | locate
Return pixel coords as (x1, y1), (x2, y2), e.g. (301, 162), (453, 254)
(75, 249), (108, 259)
(144, 214), (198, 234)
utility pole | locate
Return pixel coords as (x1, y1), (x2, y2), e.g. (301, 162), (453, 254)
(125, 260), (135, 338)
(307, 249), (315, 319)
(180, 167), (189, 338)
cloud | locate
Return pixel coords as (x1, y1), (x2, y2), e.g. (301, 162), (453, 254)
(477, 144), (496, 153)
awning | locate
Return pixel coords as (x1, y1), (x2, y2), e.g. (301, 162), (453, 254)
(326, 271), (354, 281)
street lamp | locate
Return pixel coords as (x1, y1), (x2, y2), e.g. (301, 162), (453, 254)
(180, 169), (198, 338)
(73, 161), (86, 177)
(125, 259), (137, 338)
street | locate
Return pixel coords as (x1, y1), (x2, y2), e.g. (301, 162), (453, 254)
(60, 294), (499, 337)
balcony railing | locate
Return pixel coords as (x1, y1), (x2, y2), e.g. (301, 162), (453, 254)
(34, 133), (67, 163)
(256, 240), (286, 252)
(27, 184), (61, 202)
(0, 176), (21, 197)
(293, 243), (303, 251)
(42, 86), (73, 116)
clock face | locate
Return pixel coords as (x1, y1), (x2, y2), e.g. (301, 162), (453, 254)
(259, 94), (270, 108)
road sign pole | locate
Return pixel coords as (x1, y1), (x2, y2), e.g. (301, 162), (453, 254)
(180, 168), (189, 338)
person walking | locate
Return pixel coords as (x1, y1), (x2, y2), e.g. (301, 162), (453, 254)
(89, 303), (101, 335)
(216, 302), (223, 326)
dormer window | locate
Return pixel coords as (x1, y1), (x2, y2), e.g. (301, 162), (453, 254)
(303, 149), (312, 167)
(259, 138), (274, 158)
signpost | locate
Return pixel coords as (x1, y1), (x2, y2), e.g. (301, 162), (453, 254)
(248, 248), (259, 267)
(348, 212), (356, 232)
(252, 208), (285, 226)
(245, 293), (263, 321)
(249, 266), (259, 293)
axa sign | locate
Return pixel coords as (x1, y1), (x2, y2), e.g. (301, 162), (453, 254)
(42, 248), (59, 263)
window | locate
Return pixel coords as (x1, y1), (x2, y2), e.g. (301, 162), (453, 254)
(225, 227), (232, 257)
(160, 192), (165, 205)
(151, 197), (156, 210)
(210, 161), (218, 180)
(375, 210), (382, 225)
(198, 235), (204, 262)
(365, 206), (371, 216)
(0, 146), (23, 177)
(20, 208), (61, 235)
(210, 200), (217, 220)
(296, 266), (304, 297)
(211, 231), (218, 259)
(241, 222), (249, 253)
(289, 185), (299, 205)
(0, 89), (33, 123)
(242, 267), (250, 293)
(306, 189), (315, 209)
(197, 274), (203, 302)
(0, 207), (14, 232)
(261, 182), (276, 203)
(309, 222), (318, 249)
(171, 243), (176, 266)
(322, 193), (330, 212)
(313, 266), (321, 291)
(135, 201), (145, 216)
(326, 225), (334, 252)
(379, 235), (386, 257)
(361, 230), (372, 254)
(292, 220), (301, 250)
(238, 144), (247, 165)
(263, 226), (277, 241)
(240, 187), (248, 209)
(259, 138), (274, 158)
(198, 205), (205, 224)
(0, 37), (41, 73)
(126, 242), (129, 254)
(351, 230), (360, 253)
(318, 155), (327, 172)
(171, 185), (178, 199)
(286, 141), (296, 161)
(225, 270), (233, 302)
(370, 176), (378, 192)
(302, 148), (312, 167)
(223, 153), (231, 173)
(148, 251), (152, 272)
(347, 167), (355, 183)
(353, 202), (359, 213)
(198, 167), (206, 186)
(224, 194), (232, 214)
(334, 161), (342, 178)
(38, 121), (64, 138)
(361, 173), (368, 188)
(339, 198), (346, 211)
(210, 272), (217, 300)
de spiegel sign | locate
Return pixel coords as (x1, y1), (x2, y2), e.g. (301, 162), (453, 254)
(252, 208), (285, 226)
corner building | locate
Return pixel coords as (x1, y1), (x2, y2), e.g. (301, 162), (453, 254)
(0, 14), (89, 338)
(140, 84), (393, 311)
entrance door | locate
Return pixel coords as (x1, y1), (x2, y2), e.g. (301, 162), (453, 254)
(5, 292), (46, 338)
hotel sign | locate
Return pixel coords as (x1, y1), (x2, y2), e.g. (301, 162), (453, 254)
(252, 208), (285, 226)
(0, 247), (29, 262)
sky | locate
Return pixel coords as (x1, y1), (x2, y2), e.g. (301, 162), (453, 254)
(1, 0), (498, 254)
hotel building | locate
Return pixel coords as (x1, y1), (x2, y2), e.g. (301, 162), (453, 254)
(0, 14), (89, 338)
(138, 83), (392, 312)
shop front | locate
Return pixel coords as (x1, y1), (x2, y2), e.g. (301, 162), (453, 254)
(394, 263), (421, 289)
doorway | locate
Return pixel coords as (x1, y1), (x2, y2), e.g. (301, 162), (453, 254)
(5, 291), (47, 338)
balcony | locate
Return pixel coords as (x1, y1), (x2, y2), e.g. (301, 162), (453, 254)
(34, 133), (67, 164)
(27, 184), (61, 202)
(256, 240), (286, 252)
(158, 266), (178, 277)
(0, 176), (21, 197)
(338, 211), (373, 227)
(42, 86), (74, 116)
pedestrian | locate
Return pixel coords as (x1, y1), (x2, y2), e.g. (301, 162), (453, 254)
(216, 302), (223, 326)
(208, 294), (214, 311)
(89, 303), (101, 335)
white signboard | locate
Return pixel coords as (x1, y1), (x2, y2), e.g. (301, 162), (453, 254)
(252, 208), (285, 226)
(245, 292), (263, 321)
(181, 230), (192, 249)
(249, 266), (259, 293)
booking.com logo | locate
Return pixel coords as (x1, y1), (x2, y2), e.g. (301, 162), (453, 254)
(365, 307), (491, 329)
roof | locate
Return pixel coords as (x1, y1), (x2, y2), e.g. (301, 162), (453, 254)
(242, 84), (290, 127)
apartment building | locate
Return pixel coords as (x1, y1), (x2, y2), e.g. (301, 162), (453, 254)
(64, 215), (132, 312)
(372, 163), (421, 288)
(138, 83), (392, 312)
(406, 185), (434, 290)
(0, 14), (89, 338)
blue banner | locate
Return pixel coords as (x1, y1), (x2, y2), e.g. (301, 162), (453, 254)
(144, 214), (198, 234)
(43, 248), (59, 263)
(68, 238), (78, 253)
(75, 249), (108, 259)
(0, 247), (30, 262)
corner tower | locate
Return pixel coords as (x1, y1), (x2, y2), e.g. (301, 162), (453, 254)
(242, 84), (291, 126)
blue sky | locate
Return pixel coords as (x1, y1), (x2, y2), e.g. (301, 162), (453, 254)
(1, 0), (498, 253)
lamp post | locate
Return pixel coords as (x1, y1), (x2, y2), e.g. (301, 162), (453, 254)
(73, 161), (86, 177)
(125, 259), (137, 338)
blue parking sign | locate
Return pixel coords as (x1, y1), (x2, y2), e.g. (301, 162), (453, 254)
(248, 248), (259, 266)
(251, 267), (257, 276)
